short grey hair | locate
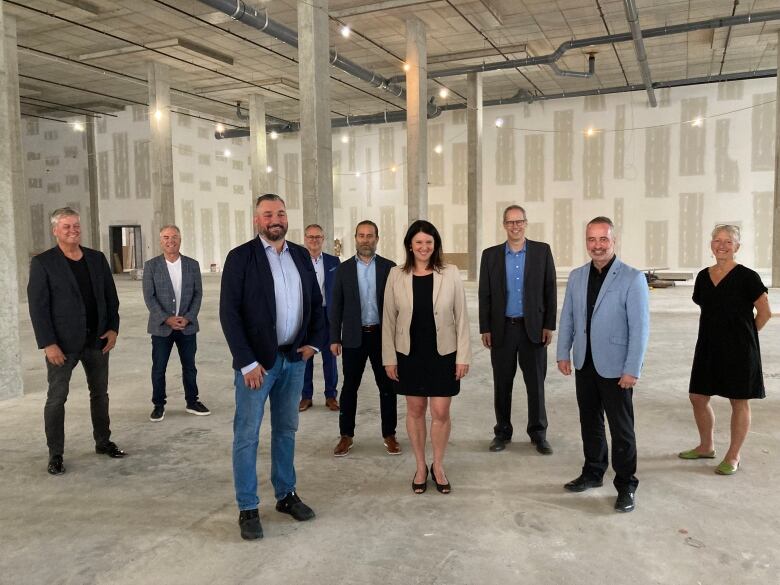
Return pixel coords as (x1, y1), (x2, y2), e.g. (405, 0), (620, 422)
(502, 205), (527, 222)
(160, 224), (181, 235)
(712, 224), (740, 244)
(50, 207), (80, 227)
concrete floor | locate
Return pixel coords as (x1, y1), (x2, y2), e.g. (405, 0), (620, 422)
(1, 274), (779, 585)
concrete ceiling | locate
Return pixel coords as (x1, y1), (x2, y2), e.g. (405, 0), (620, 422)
(8, 0), (780, 127)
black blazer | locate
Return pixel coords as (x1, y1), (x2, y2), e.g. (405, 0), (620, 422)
(478, 239), (557, 346)
(219, 237), (326, 371)
(329, 255), (395, 349)
(27, 246), (120, 354)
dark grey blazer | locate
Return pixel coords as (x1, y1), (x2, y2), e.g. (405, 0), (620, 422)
(27, 246), (120, 354)
(478, 239), (557, 347)
(142, 254), (202, 336)
(329, 254), (395, 349)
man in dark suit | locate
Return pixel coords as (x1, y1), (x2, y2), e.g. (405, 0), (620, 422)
(329, 220), (400, 457)
(143, 225), (209, 422)
(299, 223), (341, 412)
(220, 194), (326, 541)
(27, 207), (125, 476)
(479, 205), (557, 455)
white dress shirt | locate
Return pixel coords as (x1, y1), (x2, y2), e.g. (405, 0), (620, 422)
(165, 256), (182, 316)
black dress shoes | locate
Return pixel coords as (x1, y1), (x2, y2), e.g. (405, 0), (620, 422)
(275, 492), (315, 521)
(238, 509), (264, 540)
(47, 455), (65, 475)
(533, 438), (554, 455)
(614, 491), (636, 513)
(563, 474), (604, 492)
(489, 437), (509, 452)
(95, 441), (126, 458)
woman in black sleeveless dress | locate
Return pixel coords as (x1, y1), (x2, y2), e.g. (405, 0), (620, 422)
(382, 221), (471, 494)
(679, 225), (771, 475)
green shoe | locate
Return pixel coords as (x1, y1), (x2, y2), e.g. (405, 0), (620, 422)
(678, 448), (716, 460)
(715, 460), (739, 475)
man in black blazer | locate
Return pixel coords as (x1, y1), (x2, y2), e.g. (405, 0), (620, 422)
(220, 194), (326, 541)
(479, 205), (557, 455)
(27, 207), (125, 476)
(329, 220), (399, 457)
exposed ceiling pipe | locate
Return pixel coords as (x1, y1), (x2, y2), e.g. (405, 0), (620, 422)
(623, 0), (656, 107)
(388, 9), (780, 82)
(216, 105), (443, 138)
(215, 68), (775, 138)
(196, 0), (438, 116)
(549, 54), (595, 79)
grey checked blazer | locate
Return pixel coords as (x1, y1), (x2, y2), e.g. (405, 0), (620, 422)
(142, 254), (202, 336)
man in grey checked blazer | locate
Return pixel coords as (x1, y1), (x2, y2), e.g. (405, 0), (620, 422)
(142, 225), (210, 421)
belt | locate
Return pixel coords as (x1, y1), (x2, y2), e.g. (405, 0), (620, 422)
(278, 344), (293, 353)
(505, 317), (524, 325)
(361, 324), (379, 333)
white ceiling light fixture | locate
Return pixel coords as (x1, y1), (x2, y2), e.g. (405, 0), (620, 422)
(215, 123), (225, 133)
(340, 25), (351, 38)
(438, 88), (449, 99)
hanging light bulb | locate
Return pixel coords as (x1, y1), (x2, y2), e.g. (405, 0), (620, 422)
(72, 121), (85, 132)
(438, 88), (449, 99)
(269, 131), (279, 140)
(692, 117), (703, 127)
(434, 144), (443, 154)
(495, 118), (504, 128)
(154, 109), (163, 121)
(223, 149), (231, 157)
(341, 135), (349, 144)
(586, 127), (595, 137)
(215, 123), (225, 133)
(266, 165), (273, 173)
(340, 25), (351, 38)
(403, 63), (411, 72)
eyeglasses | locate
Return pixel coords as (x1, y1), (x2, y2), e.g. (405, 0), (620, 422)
(503, 219), (528, 227)
(305, 235), (324, 240)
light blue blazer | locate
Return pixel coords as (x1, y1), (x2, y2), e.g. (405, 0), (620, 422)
(556, 257), (649, 379)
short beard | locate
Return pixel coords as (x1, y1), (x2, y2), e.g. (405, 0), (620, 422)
(261, 224), (287, 242)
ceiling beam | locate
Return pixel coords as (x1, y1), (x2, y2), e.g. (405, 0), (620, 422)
(330, 0), (443, 18)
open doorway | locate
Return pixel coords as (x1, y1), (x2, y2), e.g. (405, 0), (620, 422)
(108, 225), (143, 274)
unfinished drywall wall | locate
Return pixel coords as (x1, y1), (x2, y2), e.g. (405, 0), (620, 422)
(679, 97), (706, 175)
(495, 115), (515, 185)
(524, 134), (544, 201)
(554, 110), (573, 181)
(715, 119), (739, 193)
(583, 132), (604, 199)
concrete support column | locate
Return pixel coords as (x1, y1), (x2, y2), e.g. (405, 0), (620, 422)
(405, 17), (427, 223)
(148, 62), (175, 239)
(5, 14), (30, 301)
(466, 72), (482, 281)
(773, 31), (780, 286)
(249, 93), (268, 204)
(86, 116), (101, 249)
(298, 0), (334, 252)
(0, 6), (24, 400)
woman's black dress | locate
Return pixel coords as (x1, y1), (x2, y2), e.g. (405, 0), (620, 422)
(689, 264), (767, 399)
(396, 274), (460, 397)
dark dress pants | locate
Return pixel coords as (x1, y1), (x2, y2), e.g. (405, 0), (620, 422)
(339, 329), (397, 438)
(575, 362), (639, 491)
(491, 319), (548, 442)
(302, 312), (338, 399)
(151, 331), (199, 406)
(45, 346), (111, 457)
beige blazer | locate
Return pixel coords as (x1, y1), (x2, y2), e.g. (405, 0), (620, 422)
(382, 264), (472, 366)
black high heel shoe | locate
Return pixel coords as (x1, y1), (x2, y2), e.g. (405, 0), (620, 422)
(412, 467), (428, 494)
(430, 463), (451, 494)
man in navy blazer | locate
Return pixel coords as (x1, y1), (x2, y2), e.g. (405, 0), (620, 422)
(479, 205), (557, 455)
(27, 207), (125, 475)
(556, 216), (649, 513)
(220, 194), (326, 541)
(142, 225), (209, 422)
(299, 223), (341, 412)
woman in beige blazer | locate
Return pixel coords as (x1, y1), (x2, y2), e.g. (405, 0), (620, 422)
(383, 220), (471, 494)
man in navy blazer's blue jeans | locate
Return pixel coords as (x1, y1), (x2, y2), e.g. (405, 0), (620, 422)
(220, 194), (326, 540)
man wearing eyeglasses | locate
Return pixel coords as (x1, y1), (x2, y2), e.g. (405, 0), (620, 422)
(478, 205), (557, 455)
(299, 224), (341, 412)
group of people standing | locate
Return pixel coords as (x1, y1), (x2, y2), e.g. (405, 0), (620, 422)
(27, 197), (770, 542)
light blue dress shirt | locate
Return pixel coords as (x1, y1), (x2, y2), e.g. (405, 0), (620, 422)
(356, 254), (379, 326)
(505, 241), (526, 318)
(241, 236), (303, 375)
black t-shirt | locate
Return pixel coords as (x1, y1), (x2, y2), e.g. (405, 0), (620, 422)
(583, 255), (616, 369)
(66, 256), (99, 345)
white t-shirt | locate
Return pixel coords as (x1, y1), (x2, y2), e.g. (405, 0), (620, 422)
(166, 256), (183, 316)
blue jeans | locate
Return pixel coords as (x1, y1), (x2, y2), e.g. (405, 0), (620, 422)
(302, 312), (337, 399)
(232, 353), (305, 511)
(151, 331), (199, 406)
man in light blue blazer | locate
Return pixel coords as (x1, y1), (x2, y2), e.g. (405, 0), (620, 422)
(143, 225), (209, 422)
(556, 216), (649, 513)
